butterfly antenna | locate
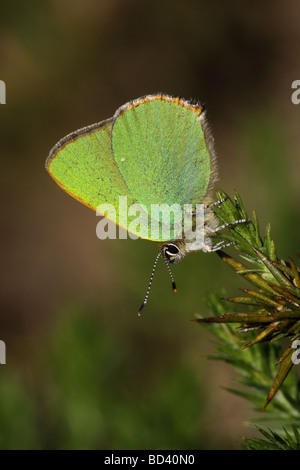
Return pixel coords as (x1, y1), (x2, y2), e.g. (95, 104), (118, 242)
(138, 251), (162, 316)
(163, 257), (177, 293)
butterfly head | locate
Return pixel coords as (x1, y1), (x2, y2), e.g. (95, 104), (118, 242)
(161, 242), (186, 264)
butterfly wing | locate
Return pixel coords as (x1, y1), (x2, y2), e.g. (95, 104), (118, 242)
(112, 94), (216, 209)
(111, 94), (216, 241)
(46, 118), (151, 237)
(46, 94), (216, 242)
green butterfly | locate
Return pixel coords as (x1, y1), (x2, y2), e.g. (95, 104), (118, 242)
(46, 93), (243, 313)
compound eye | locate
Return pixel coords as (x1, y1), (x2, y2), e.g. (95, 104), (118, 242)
(163, 243), (180, 262)
(166, 244), (180, 255)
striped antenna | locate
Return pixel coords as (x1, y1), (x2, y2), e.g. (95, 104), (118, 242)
(138, 251), (162, 316)
(138, 250), (177, 316)
(163, 257), (177, 293)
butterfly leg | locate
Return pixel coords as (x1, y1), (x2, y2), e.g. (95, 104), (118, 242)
(206, 197), (228, 209)
(205, 218), (248, 252)
(208, 240), (236, 252)
(214, 218), (248, 233)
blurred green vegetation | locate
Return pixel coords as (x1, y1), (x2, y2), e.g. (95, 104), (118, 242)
(0, 0), (299, 449)
(0, 308), (208, 450)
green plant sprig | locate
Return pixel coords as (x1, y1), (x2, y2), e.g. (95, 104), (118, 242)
(196, 190), (300, 410)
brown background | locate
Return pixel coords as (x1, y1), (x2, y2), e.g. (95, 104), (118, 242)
(0, 0), (299, 449)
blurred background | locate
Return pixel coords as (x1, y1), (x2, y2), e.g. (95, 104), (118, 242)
(0, 0), (299, 449)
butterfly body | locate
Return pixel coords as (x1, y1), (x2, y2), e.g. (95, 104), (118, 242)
(47, 92), (217, 243)
(46, 93), (236, 312)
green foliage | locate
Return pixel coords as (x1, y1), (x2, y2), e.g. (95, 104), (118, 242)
(202, 293), (300, 423)
(45, 310), (206, 450)
(196, 191), (300, 449)
(0, 309), (208, 450)
(242, 425), (300, 450)
(198, 191), (300, 407)
(0, 372), (39, 449)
